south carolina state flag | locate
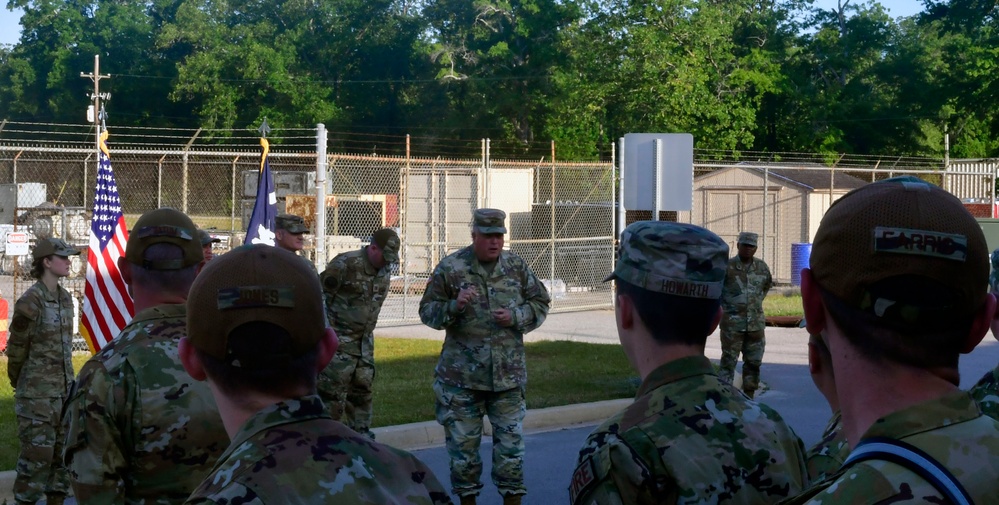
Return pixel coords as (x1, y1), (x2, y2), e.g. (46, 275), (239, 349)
(244, 137), (277, 245)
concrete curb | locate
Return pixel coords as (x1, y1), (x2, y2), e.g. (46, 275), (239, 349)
(374, 397), (633, 451)
(0, 398), (633, 503)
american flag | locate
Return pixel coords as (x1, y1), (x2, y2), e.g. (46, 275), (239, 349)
(80, 130), (134, 352)
(244, 137), (277, 246)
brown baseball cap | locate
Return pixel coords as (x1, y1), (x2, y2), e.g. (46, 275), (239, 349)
(810, 176), (988, 325)
(32, 238), (80, 260)
(125, 208), (204, 270)
(186, 244), (326, 364)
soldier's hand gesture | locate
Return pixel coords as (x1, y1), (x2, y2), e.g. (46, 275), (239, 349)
(456, 285), (478, 311)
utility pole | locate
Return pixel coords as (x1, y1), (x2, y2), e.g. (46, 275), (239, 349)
(81, 54), (110, 210)
(80, 54), (111, 150)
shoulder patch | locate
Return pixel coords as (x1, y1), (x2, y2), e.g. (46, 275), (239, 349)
(569, 456), (598, 505)
(9, 313), (32, 333)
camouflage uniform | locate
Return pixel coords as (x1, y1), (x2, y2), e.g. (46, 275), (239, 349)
(185, 395), (452, 505)
(419, 214), (550, 499)
(804, 410), (848, 482)
(570, 356), (808, 505)
(781, 392), (999, 504)
(63, 304), (230, 504)
(719, 241), (773, 395)
(969, 365), (999, 420)
(275, 213), (318, 275)
(318, 246), (391, 433)
(7, 281), (74, 504)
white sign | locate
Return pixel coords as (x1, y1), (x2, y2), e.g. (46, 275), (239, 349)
(623, 133), (694, 212)
(5, 232), (30, 256)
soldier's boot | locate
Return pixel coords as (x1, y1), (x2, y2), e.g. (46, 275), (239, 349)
(44, 494), (67, 505)
(459, 494), (477, 505)
(502, 494), (523, 505)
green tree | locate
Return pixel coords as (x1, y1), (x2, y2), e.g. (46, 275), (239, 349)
(422, 0), (582, 155)
(547, 0), (794, 158)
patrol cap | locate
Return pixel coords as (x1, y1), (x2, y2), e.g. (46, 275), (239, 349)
(738, 232), (759, 247)
(372, 228), (400, 264)
(198, 229), (221, 246)
(186, 244), (326, 365)
(810, 176), (988, 325)
(125, 208), (204, 270)
(472, 208), (507, 234)
(605, 221), (729, 299)
(275, 214), (309, 234)
(32, 238), (80, 260)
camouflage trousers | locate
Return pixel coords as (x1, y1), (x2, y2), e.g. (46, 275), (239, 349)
(719, 328), (766, 394)
(317, 352), (375, 436)
(14, 396), (70, 503)
(433, 379), (527, 498)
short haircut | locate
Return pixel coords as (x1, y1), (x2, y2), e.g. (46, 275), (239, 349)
(616, 280), (720, 346)
(131, 243), (199, 295)
(818, 279), (971, 369)
(197, 321), (318, 398)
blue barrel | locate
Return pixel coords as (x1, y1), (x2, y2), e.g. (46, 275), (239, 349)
(790, 243), (812, 286)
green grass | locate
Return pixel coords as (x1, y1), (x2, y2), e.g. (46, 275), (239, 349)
(764, 291), (803, 317)
(0, 340), (637, 471)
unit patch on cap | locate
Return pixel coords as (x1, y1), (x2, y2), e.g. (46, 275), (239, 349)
(218, 286), (296, 310)
(873, 227), (968, 262)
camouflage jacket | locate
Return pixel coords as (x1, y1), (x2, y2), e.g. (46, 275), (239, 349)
(969, 365), (999, 421)
(780, 392), (999, 504)
(321, 247), (390, 360)
(570, 356), (808, 505)
(6, 281), (75, 398)
(805, 410), (848, 482)
(63, 303), (229, 505)
(419, 246), (550, 391)
(720, 257), (773, 332)
(185, 395), (453, 505)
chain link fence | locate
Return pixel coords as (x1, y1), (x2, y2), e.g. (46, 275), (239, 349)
(0, 121), (995, 355)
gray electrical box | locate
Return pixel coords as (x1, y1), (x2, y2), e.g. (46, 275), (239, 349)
(243, 171), (321, 199)
(0, 183), (47, 223)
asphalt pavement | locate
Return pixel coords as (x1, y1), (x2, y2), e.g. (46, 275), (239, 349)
(5, 309), (999, 504)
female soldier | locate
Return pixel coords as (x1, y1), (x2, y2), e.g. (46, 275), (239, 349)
(7, 238), (79, 505)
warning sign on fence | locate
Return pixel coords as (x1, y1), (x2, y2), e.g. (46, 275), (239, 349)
(5, 232), (30, 256)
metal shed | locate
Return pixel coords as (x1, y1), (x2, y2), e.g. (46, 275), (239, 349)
(682, 164), (867, 283)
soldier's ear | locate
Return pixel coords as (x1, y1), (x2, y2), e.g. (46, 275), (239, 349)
(800, 269), (826, 336)
(178, 338), (207, 382)
(615, 292), (635, 331)
(118, 257), (133, 286)
(963, 292), (995, 354)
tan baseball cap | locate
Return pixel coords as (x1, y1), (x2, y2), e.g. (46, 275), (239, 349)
(810, 176), (988, 326)
(186, 244), (326, 364)
(125, 208), (204, 270)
